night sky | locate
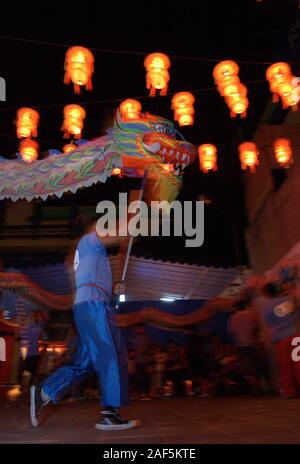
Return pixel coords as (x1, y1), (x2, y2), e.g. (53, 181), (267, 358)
(0, 0), (299, 267)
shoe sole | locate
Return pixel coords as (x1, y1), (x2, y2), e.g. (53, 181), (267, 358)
(30, 385), (39, 427)
(95, 419), (141, 431)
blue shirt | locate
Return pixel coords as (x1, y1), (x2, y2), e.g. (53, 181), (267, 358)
(261, 295), (300, 342)
(74, 232), (112, 304)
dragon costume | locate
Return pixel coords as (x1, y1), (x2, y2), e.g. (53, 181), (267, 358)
(0, 109), (197, 202)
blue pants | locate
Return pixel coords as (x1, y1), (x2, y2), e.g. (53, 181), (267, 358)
(42, 299), (128, 408)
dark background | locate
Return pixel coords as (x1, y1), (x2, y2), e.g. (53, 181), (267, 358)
(0, 0), (299, 266)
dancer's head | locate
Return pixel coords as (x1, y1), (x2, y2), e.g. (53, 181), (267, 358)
(73, 214), (96, 238)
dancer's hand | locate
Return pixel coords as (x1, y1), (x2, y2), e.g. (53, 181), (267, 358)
(113, 281), (126, 295)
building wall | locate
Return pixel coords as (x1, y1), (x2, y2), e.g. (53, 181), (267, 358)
(0, 200), (71, 254)
(245, 123), (300, 273)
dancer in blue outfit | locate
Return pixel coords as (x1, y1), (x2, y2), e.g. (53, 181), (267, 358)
(30, 216), (139, 430)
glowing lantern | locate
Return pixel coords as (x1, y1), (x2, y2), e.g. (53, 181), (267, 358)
(64, 46), (94, 94)
(273, 138), (293, 168)
(120, 99), (142, 120)
(222, 82), (241, 99)
(265, 62), (298, 107)
(213, 60), (239, 83)
(217, 75), (240, 97)
(283, 90), (299, 111)
(226, 83), (248, 117)
(229, 83), (247, 99)
(62, 104), (86, 139)
(227, 96), (249, 118)
(266, 62), (291, 101)
(266, 62), (291, 82)
(112, 168), (122, 176)
(171, 92), (195, 126)
(144, 53), (170, 96)
(213, 61), (248, 118)
(19, 139), (39, 162)
(63, 143), (77, 153)
(278, 80), (300, 110)
(238, 142), (259, 172)
(198, 144), (217, 173)
(16, 108), (39, 139)
(278, 81), (293, 97)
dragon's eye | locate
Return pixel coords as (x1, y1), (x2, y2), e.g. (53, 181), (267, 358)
(151, 121), (175, 137)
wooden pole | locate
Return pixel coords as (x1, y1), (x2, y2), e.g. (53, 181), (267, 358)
(117, 170), (148, 284)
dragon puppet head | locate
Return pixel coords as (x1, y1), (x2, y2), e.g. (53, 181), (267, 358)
(107, 109), (197, 202)
(110, 109), (197, 176)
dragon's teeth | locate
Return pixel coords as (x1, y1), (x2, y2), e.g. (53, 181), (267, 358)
(176, 152), (180, 159)
(175, 168), (180, 175)
(182, 163), (187, 170)
(162, 148), (167, 154)
(169, 150), (174, 155)
(182, 153), (187, 161)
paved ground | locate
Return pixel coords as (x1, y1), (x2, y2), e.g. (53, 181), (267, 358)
(1, 395), (300, 444)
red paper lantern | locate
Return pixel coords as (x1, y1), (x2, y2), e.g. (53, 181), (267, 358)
(266, 62), (299, 109)
(62, 104), (86, 139)
(213, 61), (249, 118)
(16, 108), (39, 139)
(213, 60), (239, 83)
(238, 142), (259, 172)
(19, 139), (39, 163)
(273, 138), (293, 168)
(144, 53), (170, 96)
(120, 99), (142, 120)
(64, 46), (94, 94)
(112, 168), (122, 176)
(198, 144), (217, 173)
(63, 143), (77, 153)
(171, 92), (195, 126)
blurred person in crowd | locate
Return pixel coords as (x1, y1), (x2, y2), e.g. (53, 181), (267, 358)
(227, 292), (267, 395)
(150, 344), (169, 397)
(196, 335), (236, 397)
(260, 281), (300, 398)
(132, 325), (152, 400)
(127, 349), (137, 400)
(30, 214), (139, 430)
(18, 310), (48, 391)
(186, 332), (212, 395)
(166, 341), (188, 397)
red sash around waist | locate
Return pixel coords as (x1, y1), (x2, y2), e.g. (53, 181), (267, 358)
(77, 283), (111, 301)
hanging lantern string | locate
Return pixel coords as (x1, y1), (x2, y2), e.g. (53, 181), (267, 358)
(0, 34), (299, 66)
(0, 80), (266, 113)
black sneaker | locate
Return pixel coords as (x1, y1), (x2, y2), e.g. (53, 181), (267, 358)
(95, 408), (140, 431)
(30, 385), (50, 427)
